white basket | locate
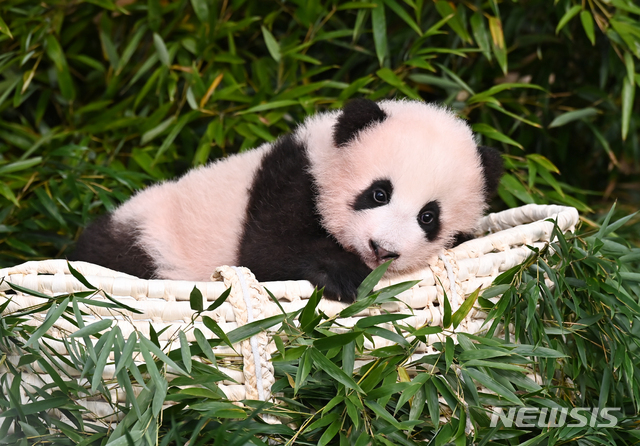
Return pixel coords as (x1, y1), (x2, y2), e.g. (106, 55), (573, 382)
(0, 204), (579, 422)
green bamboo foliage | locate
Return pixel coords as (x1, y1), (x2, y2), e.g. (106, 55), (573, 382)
(0, 0), (638, 265)
(0, 2), (639, 445)
(1, 212), (640, 444)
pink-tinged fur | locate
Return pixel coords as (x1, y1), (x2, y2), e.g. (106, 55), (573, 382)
(302, 100), (486, 275)
(112, 145), (270, 281)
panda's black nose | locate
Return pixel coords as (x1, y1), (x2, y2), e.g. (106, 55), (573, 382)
(370, 240), (400, 261)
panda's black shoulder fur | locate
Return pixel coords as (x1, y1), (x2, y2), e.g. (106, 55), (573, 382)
(238, 133), (371, 302)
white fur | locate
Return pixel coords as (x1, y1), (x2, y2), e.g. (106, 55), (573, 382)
(112, 100), (487, 283)
(112, 145), (270, 280)
(303, 100), (486, 275)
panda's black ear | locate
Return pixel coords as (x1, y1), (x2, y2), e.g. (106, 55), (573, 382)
(477, 146), (503, 199)
(333, 98), (388, 148)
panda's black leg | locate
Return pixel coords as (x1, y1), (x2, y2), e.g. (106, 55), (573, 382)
(70, 214), (156, 279)
(269, 244), (372, 303)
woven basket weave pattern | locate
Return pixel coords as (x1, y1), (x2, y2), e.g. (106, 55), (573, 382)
(0, 204), (579, 420)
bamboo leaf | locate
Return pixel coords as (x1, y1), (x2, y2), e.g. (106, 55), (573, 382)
(469, 83), (545, 103)
(294, 350), (312, 394)
(395, 374), (430, 414)
(365, 400), (405, 429)
(442, 283), (452, 328)
(549, 107), (599, 128)
(488, 15), (507, 74)
(610, 20), (640, 58)
(366, 326), (410, 347)
(189, 285), (204, 312)
(465, 368), (524, 405)
(67, 261), (98, 290)
(114, 331), (138, 376)
(472, 123), (523, 149)
(580, 10), (595, 45)
(527, 153), (560, 173)
(303, 411), (339, 433)
(203, 316), (234, 350)
(376, 67), (420, 99)
(147, 0), (161, 31)
(500, 173), (535, 204)
(556, 5), (581, 34)
(69, 319), (112, 338)
(117, 25), (147, 74)
(299, 288), (322, 334)
(226, 313), (288, 344)
(509, 345), (567, 358)
(141, 117), (174, 145)
(190, 0), (210, 23)
(342, 340), (355, 376)
(0, 181), (19, 206)
(355, 260), (391, 302)
(371, 2), (388, 66)
(154, 110), (200, 161)
(337, 2), (377, 10)
(237, 100), (298, 114)
(261, 26), (281, 62)
(622, 77), (635, 141)
(601, 211), (639, 237)
(26, 298), (70, 348)
(317, 418), (341, 446)
(0, 157), (42, 175)
(425, 380), (440, 425)
(153, 32), (170, 66)
(91, 327), (117, 392)
(355, 314), (410, 328)
(0, 13), (13, 38)
(139, 335), (188, 376)
(45, 35), (75, 100)
(382, 0), (421, 36)
(412, 325), (443, 336)
(435, 1), (471, 42)
(205, 287), (231, 312)
(308, 347), (364, 393)
(194, 328), (217, 365)
(452, 287), (480, 328)
(0, 397), (68, 418)
(470, 12), (491, 60)
(445, 336), (454, 370)
(179, 330), (192, 374)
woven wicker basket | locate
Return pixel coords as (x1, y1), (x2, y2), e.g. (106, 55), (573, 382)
(0, 204), (579, 422)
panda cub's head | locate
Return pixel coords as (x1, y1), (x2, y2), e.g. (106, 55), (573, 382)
(303, 98), (503, 276)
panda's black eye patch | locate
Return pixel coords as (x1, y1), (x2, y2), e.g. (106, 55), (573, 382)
(353, 179), (393, 210)
(418, 201), (441, 241)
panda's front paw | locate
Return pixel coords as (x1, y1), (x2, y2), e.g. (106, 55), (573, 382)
(312, 262), (372, 304)
(321, 280), (359, 303)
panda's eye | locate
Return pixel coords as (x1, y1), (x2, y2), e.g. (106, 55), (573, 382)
(353, 179), (393, 211)
(418, 201), (440, 240)
(420, 211), (435, 225)
(372, 189), (388, 204)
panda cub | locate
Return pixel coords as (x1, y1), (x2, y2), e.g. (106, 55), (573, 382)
(71, 99), (503, 302)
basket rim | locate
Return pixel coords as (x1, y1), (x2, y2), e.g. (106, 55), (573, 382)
(0, 204), (579, 302)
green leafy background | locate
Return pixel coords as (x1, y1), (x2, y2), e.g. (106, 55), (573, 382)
(2, 220), (640, 445)
(0, 0), (639, 265)
(1, 1), (640, 444)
